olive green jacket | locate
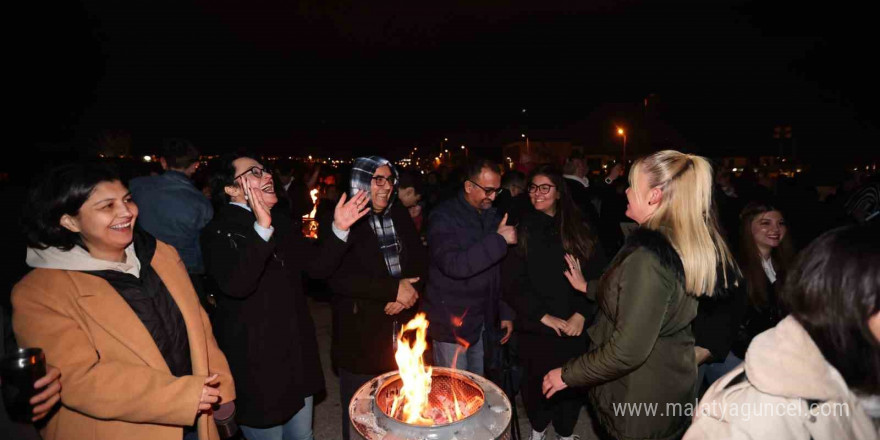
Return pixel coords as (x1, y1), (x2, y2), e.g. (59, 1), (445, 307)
(562, 228), (698, 440)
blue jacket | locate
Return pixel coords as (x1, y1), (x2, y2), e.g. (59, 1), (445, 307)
(424, 191), (513, 344)
(129, 171), (213, 273)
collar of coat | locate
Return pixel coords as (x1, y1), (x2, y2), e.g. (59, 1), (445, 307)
(601, 227), (740, 299)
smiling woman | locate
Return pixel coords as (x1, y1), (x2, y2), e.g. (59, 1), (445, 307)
(14, 162), (237, 440)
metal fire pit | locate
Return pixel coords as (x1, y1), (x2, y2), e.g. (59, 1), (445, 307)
(349, 367), (512, 440)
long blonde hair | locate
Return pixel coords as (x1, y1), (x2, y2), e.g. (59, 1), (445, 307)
(629, 150), (739, 297)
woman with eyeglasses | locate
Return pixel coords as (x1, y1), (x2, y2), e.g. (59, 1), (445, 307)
(321, 156), (428, 440)
(503, 164), (606, 440)
(541, 151), (740, 440)
(201, 154), (368, 440)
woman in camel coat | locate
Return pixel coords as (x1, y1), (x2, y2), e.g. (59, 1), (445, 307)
(12, 163), (235, 440)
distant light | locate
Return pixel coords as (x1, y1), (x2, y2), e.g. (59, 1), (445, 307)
(617, 128), (625, 135)
(421, 170), (425, 174)
(289, 156), (292, 159)
(445, 149), (449, 153)
(854, 167), (858, 171)
(308, 155), (312, 160)
(781, 158), (786, 162)
(602, 165), (608, 169)
(522, 108), (527, 113)
(521, 133), (526, 138)
(143, 156), (152, 162)
(461, 145), (466, 149)
(444, 138), (449, 142)
(731, 168), (737, 172)
(796, 168), (803, 173)
(414, 147), (418, 151)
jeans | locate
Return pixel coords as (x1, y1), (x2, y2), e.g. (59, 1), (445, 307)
(339, 369), (378, 440)
(432, 327), (485, 376)
(240, 396), (314, 440)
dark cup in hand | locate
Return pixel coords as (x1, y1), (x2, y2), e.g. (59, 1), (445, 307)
(1, 347), (47, 423)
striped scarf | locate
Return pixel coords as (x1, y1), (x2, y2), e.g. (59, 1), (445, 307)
(350, 156), (402, 277)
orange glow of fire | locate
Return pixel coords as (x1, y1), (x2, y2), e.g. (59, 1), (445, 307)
(390, 313), (485, 426)
(391, 313), (434, 425)
(301, 189), (320, 239)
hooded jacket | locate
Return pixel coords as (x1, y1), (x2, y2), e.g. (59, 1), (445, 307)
(685, 316), (880, 440)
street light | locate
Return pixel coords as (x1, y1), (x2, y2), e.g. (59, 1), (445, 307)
(616, 127), (627, 164)
(461, 145), (468, 159)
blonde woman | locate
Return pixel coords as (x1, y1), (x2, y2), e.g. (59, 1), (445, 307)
(542, 150), (739, 440)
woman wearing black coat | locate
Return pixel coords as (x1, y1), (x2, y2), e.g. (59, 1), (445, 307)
(503, 165), (606, 440)
(323, 156), (428, 440)
(201, 154), (368, 440)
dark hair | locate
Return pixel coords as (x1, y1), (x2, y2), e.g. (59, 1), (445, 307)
(161, 138), (200, 170)
(520, 164), (596, 261)
(397, 169), (424, 196)
(22, 163), (121, 250)
(465, 158), (500, 181)
(780, 225), (880, 394)
(738, 200), (795, 307)
(207, 153), (259, 207)
(501, 171), (526, 191)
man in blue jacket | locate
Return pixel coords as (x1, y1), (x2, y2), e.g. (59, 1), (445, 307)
(424, 159), (516, 376)
(130, 139), (212, 299)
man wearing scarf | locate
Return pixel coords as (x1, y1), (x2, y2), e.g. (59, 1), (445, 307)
(321, 156), (428, 440)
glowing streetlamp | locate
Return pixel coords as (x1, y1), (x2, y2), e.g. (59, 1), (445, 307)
(616, 127), (627, 164)
(461, 145), (468, 159)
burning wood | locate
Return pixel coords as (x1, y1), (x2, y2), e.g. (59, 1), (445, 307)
(301, 188), (319, 238)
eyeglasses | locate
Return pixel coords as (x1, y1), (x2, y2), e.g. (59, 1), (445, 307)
(234, 166), (269, 180)
(372, 175), (396, 186)
(467, 180), (503, 196)
(527, 183), (556, 194)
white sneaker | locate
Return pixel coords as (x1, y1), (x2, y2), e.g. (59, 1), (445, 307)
(529, 429), (547, 440)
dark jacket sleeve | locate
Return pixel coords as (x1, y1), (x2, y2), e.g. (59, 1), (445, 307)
(693, 273), (748, 363)
(502, 249), (549, 328)
(201, 222), (276, 298)
(561, 249), (675, 387)
(428, 209), (508, 280)
(297, 227), (350, 280)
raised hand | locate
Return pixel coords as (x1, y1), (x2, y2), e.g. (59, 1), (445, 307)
(496, 213), (517, 245)
(563, 313), (585, 337)
(396, 277), (420, 308)
(540, 314), (569, 337)
(333, 190), (371, 231)
(242, 178), (272, 229)
(563, 253), (587, 293)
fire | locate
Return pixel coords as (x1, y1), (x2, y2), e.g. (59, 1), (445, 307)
(307, 189), (318, 218)
(389, 313), (485, 426)
(301, 188), (320, 239)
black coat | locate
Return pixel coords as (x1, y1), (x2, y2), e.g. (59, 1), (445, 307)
(731, 274), (784, 359)
(201, 205), (347, 428)
(692, 267), (748, 363)
(503, 210), (606, 337)
(321, 203), (428, 375)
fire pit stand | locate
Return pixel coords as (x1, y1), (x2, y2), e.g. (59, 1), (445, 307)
(349, 367), (512, 440)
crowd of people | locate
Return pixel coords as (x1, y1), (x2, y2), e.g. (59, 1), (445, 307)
(0, 139), (877, 440)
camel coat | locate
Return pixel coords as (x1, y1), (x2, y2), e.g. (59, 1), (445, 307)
(12, 241), (235, 440)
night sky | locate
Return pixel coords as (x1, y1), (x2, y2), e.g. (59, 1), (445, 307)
(19, 0), (879, 163)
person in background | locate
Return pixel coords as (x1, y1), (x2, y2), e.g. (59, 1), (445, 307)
(129, 138), (213, 305)
(397, 169), (426, 232)
(201, 154), (368, 440)
(542, 150), (739, 440)
(504, 164), (606, 440)
(323, 157), (428, 440)
(495, 170), (531, 226)
(686, 225), (880, 439)
(14, 163), (236, 440)
(594, 162), (628, 258)
(423, 159), (516, 376)
(726, 201), (795, 367)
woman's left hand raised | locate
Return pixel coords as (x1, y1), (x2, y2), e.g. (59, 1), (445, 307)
(333, 190), (371, 231)
(563, 254), (587, 293)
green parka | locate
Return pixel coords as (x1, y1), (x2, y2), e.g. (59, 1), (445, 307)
(562, 228), (698, 440)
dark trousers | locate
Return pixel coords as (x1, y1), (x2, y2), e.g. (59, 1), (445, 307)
(339, 368), (376, 440)
(519, 332), (588, 437)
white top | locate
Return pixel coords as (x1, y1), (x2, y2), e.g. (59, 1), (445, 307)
(761, 255), (777, 284)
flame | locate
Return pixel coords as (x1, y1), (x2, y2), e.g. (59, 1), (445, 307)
(307, 189), (318, 219)
(393, 313), (433, 425)
(301, 189), (320, 239)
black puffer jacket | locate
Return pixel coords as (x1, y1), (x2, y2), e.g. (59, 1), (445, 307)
(84, 228), (192, 377)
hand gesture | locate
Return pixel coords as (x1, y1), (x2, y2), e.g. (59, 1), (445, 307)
(563, 254), (587, 293)
(333, 190), (371, 231)
(396, 277), (420, 308)
(542, 368), (568, 398)
(540, 314), (569, 337)
(496, 213), (517, 245)
(500, 320), (514, 344)
(385, 302), (406, 315)
(198, 374), (221, 413)
(30, 364), (62, 421)
(563, 313), (585, 337)
(242, 179), (272, 229)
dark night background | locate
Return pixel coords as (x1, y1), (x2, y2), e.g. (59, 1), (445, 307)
(13, 0), (879, 166)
